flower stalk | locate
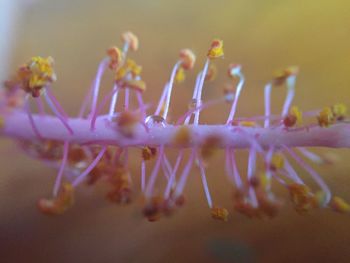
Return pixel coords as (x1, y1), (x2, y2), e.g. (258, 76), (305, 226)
(1, 32), (350, 221)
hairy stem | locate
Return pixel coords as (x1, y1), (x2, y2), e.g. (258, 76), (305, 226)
(2, 111), (350, 148)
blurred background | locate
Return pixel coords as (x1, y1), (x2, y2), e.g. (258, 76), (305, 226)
(1, 0), (350, 262)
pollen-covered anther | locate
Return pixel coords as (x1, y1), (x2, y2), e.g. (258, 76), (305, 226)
(142, 196), (164, 222)
(283, 106), (303, 127)
(106, 46), (124, 70)
(141, 147), (157, 161)
(20, 140), (63, 161)
(331, 103), (347, 121)
(272, 66), (299, 86)
(317, 107), (334, 127)
(121, 31), (139, 51)
(126, 59), (143, 77)
(256, 190), (282, 218)
(287, 183), (314, 214)
(173, 126), (192, 147)
(68, 145), (88, 168)
(233, 190), (261, 218)
(207, 39), (224, 59)
(330, 196), (350, 213)
(205, 64), (217, 81)
(114, 58), (143, 82)
(211, 207), (229, 222)
(17, 56), (57, 97)
(179, 49), (196, 70)
(269, 153), (285, 171)
(38, 183), (74, 215)
(107, 172), (132, 205)
(234, 200), (260, 218)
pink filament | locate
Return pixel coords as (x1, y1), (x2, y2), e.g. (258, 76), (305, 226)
(53, 141), (69, 196)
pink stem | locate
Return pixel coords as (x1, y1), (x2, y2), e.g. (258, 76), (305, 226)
(197, 154), (213, 208)
(44, 91), (74, 135)
(175, 149), (195, 196)
(164, 150), (184, 198)
(90, 58), (109, 118)
(136, 92), (146, 120)
(264, 83), (272, 128)
(35, 97), (45, 116)
(53, 141), (69, 196)
(24, 99), (43, 140)
(155, 83), (169, 116)
(124, 88), (130, 110)
(90, 87), (118, 131)
(226, 73), (245, 124)
(229, 149), (243, 189)
(247, 148), (258, 207)
(3, 111), (350, 148)
(78, 84), (93, 118)
(108, 83), (119, 119)
(45, 87), (68, 119)
(144, 145), (164, 198)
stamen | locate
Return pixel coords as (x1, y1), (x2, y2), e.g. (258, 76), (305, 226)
(297, 147), (323, 164)
(53, 141), (69, 197)
(247, 148), (258, 207)
(283, 156), (305, 184)
(144, 146), (164, 198)
(108, 83), (119, 120)
(90, 87), (119, 130)
(164, 150), (184, 198)
(226, 64), (245, 123)
(44, 90), (74, 135)
(281, 67), (298, 117)
(264, 83), (272, 128)
(197, 155), (213, 208)
(283, 146), (332, 204)
(193, 59), (209, 124)
(89, 58), (109, 118)
(162, 61), (181, 120)
(45, 87), (68, 119)
(174, 149), (195, 197)
(121, 31), (139, 52)
(24, 96), (43, 139)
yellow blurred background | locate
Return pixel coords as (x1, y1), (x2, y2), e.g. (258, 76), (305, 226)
(1, 0), (350, 262)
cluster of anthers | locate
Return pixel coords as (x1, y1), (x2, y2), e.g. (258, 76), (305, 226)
(0, 31), (349, 222)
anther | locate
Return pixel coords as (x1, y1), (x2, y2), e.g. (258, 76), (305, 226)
(211, 207), (229, 221)
(207, 39), (224, 59)
(121, 31), (139, 51)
